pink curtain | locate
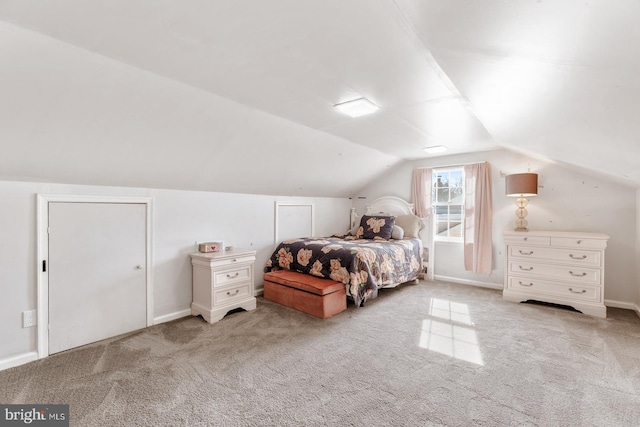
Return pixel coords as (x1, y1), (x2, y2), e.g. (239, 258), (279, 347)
(411, 168), (432, 218)
(463, 163), (493, 274)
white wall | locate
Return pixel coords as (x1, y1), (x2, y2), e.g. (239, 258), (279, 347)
(353, 148), (638, 307)
(636, 189), (640, 315)
(0, 180), (351, 364)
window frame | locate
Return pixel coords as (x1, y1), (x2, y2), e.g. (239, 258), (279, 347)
(432, 167), (465, 243)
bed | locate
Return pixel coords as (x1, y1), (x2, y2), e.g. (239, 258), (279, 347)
(264, 197), (425, 307)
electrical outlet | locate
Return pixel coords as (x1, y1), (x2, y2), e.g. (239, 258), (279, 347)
(22, 310), (36, 328)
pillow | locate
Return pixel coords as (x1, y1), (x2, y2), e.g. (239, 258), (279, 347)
(391, 225), (404, 240)
(394, 214), (424, 238)
(359, 215), (395, 240)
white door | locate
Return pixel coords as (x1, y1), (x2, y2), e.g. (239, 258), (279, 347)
(48, 202), (147, 354)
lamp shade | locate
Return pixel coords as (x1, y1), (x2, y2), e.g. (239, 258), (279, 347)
(505, 173), (538, 197)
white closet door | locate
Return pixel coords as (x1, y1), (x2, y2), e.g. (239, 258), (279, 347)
(48, 202), (147, 354)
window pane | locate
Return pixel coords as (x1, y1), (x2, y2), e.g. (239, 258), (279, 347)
(435, 173), (449, 188)
(450, 204), (462, 218)
(450, 191), (463, 203)
(449, 223), (463, 237)
(436, 188), (448, 203)
(435, 222), (449, 236)
(450, 170), (463, 186)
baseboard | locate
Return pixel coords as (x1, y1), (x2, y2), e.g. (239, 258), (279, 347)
(0, 351), (38, 372)
(433, 275), (502, 290)
(3, 310), (194, 371)
(604, 299), (637, 310)
(603, 299), (640, 318)
(153, 308), (191, 325)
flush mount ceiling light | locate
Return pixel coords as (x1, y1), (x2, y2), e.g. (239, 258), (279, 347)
(333, 97), (379, 117)
(423, 145), (448, 154)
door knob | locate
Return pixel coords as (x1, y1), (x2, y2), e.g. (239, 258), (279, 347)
(135, 265), (144, 270)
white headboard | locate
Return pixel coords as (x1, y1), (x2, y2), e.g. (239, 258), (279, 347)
(349, 196), (416, 229)
(365, 196), (415, 216)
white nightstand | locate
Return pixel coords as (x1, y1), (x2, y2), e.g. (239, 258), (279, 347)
(190, 248), (257, 324)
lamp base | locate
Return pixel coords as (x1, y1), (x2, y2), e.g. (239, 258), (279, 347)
(514, 197), (529, 232)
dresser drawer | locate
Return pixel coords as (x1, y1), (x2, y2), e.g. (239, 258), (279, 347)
(550, 237), (607, 250)
(210, 255), (255, 268)
(507, 276), (601, 303)
(508, 261), (601, 285)
(214, 283), (251, 304)
(192, 254), (255, 269)
(508, 246), (601, 268)
(214, 265), (252, 287)
(504, 235), (551, 246)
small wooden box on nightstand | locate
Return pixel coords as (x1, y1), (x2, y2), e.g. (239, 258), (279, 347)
(190, 248), (257, 324)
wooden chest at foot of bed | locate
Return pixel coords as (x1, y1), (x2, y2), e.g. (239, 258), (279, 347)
(263, 270), (346, 319)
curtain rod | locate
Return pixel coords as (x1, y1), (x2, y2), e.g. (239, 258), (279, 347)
(416, 160), (486, 170)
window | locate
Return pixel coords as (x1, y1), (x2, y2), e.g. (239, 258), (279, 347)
(432, 168), (464, 241)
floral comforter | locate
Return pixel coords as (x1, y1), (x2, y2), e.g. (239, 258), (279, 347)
(264, 236), (423, 307)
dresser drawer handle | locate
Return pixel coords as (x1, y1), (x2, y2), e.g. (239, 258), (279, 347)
(231, 259), (237, 262)
(569, 288), (587, 294)
(576, 240), (582, 244)
(569, 271), (587, 277)
(518, 281), (534, 287)
(226, 289), (240, 296)
(518, 265), (533, 271)
(569, 254), (587, 260)
(226, 272), (240, 279)
(518, 250), (534, 256)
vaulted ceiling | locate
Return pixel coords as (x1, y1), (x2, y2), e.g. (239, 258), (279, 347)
(0, 1), (638, 196)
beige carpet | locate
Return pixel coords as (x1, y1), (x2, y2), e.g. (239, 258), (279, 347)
(2, 280), (640, 426)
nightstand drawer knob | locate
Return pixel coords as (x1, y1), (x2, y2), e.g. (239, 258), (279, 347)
(226, 289), (240, 296)
(569, 254), (587, 260)
(226, 272), (240, 279)
(569, 271), (587, 277)
(569, 288), (587, 294)
(518, 281), (534, 287)
(518, 265), (533, 271)
(519, 250), (534, 255)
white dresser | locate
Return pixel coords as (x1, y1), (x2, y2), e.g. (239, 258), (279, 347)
(191, 248), (257, 324)
(503, 230), (609, 318)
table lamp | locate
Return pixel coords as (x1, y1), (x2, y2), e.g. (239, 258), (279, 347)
(505, 173), (538, 231)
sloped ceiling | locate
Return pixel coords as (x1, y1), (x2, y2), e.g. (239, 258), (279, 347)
(0, 1), (637, 197)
